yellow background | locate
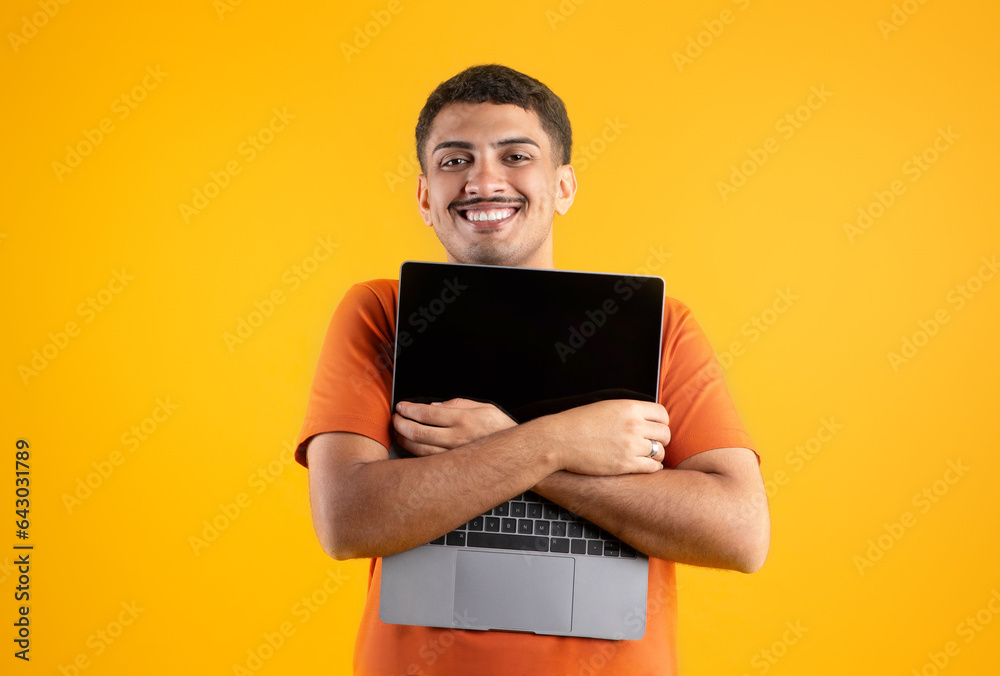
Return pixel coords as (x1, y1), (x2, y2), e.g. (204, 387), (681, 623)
(2, 0), (998, 673)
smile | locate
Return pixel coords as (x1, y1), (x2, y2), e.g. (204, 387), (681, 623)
(456, 206), (520, 228)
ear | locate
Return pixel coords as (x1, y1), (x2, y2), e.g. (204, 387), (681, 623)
(416, 173), (433, 226)
(554, 163), (577, 216)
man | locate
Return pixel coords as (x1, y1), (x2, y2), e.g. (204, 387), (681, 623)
(296, 64), (769, 675)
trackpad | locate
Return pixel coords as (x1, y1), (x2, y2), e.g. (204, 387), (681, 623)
(453, 550), (574, 634)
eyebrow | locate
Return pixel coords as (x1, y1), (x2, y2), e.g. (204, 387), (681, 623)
(432, 137), (541, 155)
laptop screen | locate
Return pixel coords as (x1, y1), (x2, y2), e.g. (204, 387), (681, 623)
(393, 262), (665, 423)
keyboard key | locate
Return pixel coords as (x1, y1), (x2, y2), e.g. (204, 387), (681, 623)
(468, 517), (484, 531)
(587, 540), (604, 556)
(501, 518), (517, 533)
(527, 503), (542, 519)
(535, 520), (550, 535)
(620, 544), (637, 558)
(518, 519), (534, 535)
(511, 502), (527, 518)
(583, 524), (600, 539)
(568, 523), (583, 539)
(468, 532), (549, 553)
(550, 538), (570, 553)
(559, 509), (576, 521)
(543, 504), (560, 520)
(485, 517), (501, 532)
(447, 531), (467, 547)
(493, 503), (510, 516)
(524, 491), (542, 502)
(429, 536), (445, 545)
(570, 539), (587, 555)
(603, 541), (621, 557)
(551, 522), (566, 537)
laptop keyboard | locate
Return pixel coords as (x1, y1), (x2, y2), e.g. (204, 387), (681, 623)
(428, 491), (637, 558)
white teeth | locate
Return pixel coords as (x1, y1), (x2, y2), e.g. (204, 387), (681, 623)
(465, 208), (514, 222)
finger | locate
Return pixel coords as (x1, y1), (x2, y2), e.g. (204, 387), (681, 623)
(629, 456), (664, 474)
(652, 438), (666, 463)
(637, 402), (669, 426)
(396, 401), (458, 426)
(392, 411), (418, 437)
(638, 421), (671, 449)
(393, 413), (447, 445)
(635, 437), (666, 465)
(436, 398), (486, 409)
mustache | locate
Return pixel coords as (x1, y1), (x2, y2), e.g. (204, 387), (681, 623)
(450, 197), (526, 210)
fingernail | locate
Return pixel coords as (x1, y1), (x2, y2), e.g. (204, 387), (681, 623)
(431, 401), (442, 406)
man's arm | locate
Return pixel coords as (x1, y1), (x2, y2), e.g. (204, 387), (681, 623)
(390, 399), (770, 573)
(532, 448), (769, 573)
(306, 399), (668, 561)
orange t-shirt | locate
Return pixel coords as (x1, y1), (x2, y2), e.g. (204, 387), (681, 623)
(297, 279), (755, 676)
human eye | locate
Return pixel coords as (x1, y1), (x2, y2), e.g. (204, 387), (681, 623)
(504, 150), (533, 164)
(441, 156), (470, 168)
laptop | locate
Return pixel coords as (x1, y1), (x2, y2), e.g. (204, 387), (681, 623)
(379, 261), (665, 640)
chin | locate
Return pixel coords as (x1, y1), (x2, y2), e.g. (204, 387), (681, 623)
(460, 250), (516, 267)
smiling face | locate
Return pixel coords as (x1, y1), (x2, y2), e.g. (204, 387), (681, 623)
(417, 102), (577, 269)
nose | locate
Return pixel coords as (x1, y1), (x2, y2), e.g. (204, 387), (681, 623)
(465, 156), (507, 196)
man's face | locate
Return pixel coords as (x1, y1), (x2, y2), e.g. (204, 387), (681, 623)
(417, 102), (576, 269)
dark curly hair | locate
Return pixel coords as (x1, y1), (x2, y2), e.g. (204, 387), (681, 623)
(415, 64), (572, 173)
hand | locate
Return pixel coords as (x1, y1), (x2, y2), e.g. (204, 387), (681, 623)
(532, 399), (670, 476)
(393, 398), (518, 456)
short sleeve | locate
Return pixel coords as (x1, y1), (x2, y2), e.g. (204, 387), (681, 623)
(295, 280), (398, 467)
(657, 298), (755, 468)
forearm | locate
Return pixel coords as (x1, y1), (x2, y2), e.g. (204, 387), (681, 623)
(532, 460), (769, 572)
(311, 423), (558, 560)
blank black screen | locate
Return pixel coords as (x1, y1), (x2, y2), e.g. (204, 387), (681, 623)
(392, 262), (665, 423)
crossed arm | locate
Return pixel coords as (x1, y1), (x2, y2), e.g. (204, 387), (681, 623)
(306, 398), (770, 573)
